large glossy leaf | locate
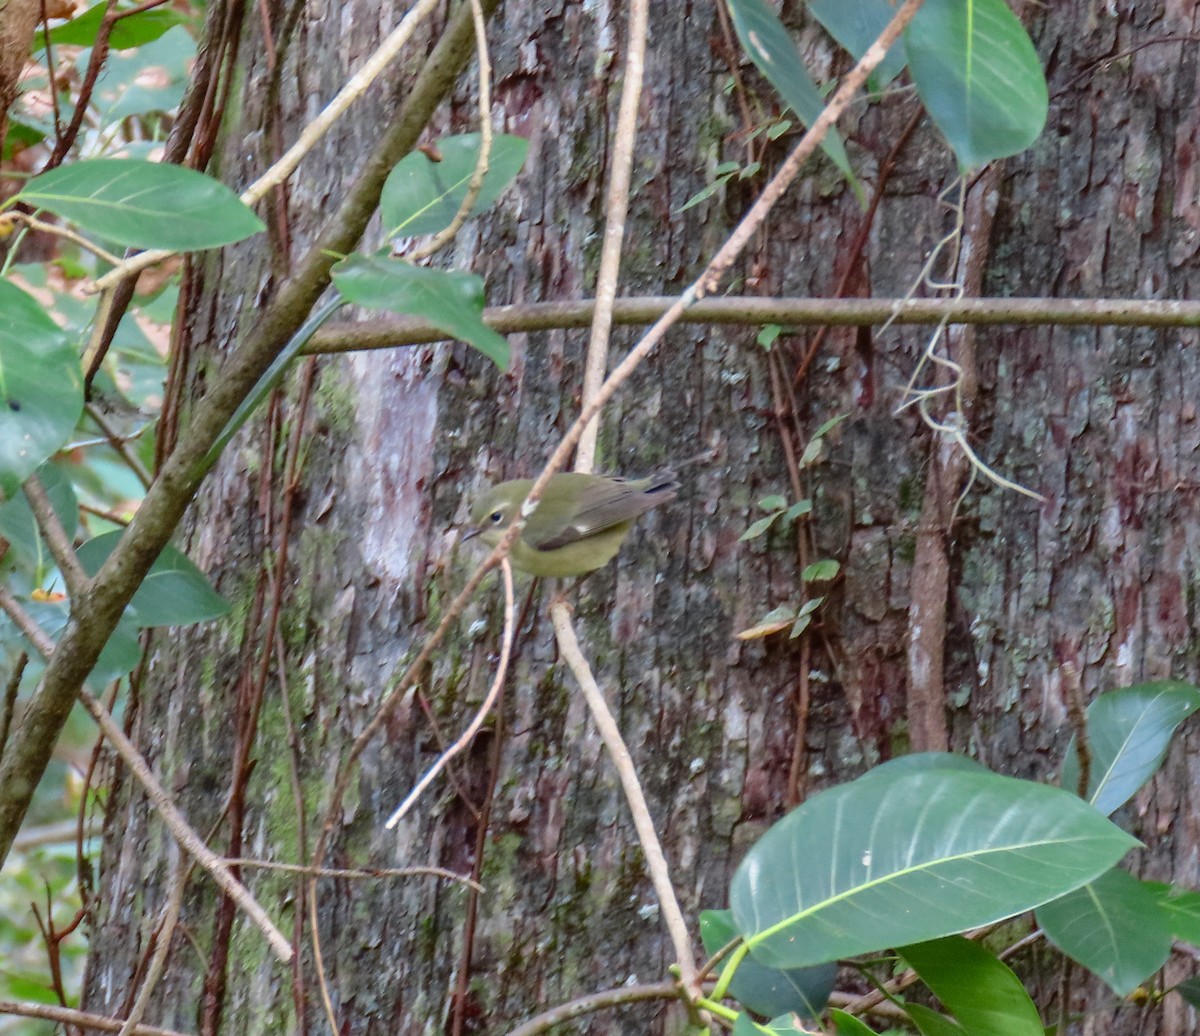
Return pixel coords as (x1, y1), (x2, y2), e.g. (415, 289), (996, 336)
(855, 752), (989, 782)
(700, 910), (835, 1020)
(332, 253), (509, 369)
(730, 768), (1137, 969)
(381, 133), (529, 238)
(725, 0), (862, 199)
(17, 159), (264, 251)
(77, 530), (229, 628)
(0, 463), (77, 562)
(1060, 681), (1200, 815)
(905, 0), (1048, 170)
(1037, 867), (1173, 996)
(900, 935), (1042, 1036)
(808, 0), (908, 88)
(0, 281), (82, 500)
(1145, 882), (1200, 945)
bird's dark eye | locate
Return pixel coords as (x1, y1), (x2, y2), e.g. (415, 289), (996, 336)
(489, 510), (504, 524)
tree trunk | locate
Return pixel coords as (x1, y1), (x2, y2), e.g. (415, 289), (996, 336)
(82, 1), (1200, 1033)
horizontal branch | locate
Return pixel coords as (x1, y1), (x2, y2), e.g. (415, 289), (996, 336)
(306, 295), (1200, 353)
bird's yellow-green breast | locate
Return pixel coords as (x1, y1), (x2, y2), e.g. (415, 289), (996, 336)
(467, 470), (679, 577)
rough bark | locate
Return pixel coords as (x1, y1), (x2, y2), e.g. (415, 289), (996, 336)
(79, 1), (1200, 1034)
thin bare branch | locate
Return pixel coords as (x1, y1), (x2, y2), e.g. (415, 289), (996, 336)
(551, 604), (697, 992)
(0, 1000), (191, 1036)
(384, 558), (515, 828)
(24, 474), (88, 598)
(574, 0), (649, 471)
(116, 855), (188, 1036)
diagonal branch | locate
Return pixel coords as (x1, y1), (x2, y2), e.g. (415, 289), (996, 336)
(23, 474), (88, 599)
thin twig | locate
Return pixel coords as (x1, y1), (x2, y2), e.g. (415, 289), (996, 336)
(408, 0), (493, 261)
(0, 1000), (191, 1036)
(24, 475), (88, 598)
(505, 980), (690, 1036)
(384, 559), (515, 828)
(551, 605), (697, 992)
(84, 404), (154, 490)
(574, 0), (649, 472)
(116, 854), (188, 1036)
(91, 0), (447, 292)
(223, 857), (482, 889)
(1, 212), (122, 266)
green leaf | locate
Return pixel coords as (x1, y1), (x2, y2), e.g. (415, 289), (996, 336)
(1036, 868), (1172, 996)
(76, 530), (229, 628)
(1175, 976), (1200, 1008)
(900, 935), (1042, 1036)
(0, 281), (82, 500)
(734, 1013), (814, 1035)
(798, 436), (825, 467)
(725, 0), (863, 200)
(759, 494), (789, 512)
(8, 601), (141, 683)
(857, 752), (991, 782)
(0, 463), (77, 561)
(381, 133), (529, 238)
(740, 513), (782, 541)
(17, 158), (264, 251)
(801, 559), (839, 582)
(1060, 681), (1200, 815)
(700, 909), (836, 1021)
(790, 597), (824, 636)
(678, 174), (735, 213)
(47, 1), (188, 48)
(902, 1003), (966, 1036)
(331, 253), (509, 369)
(808, 0), (909, 89)
(812, 413), (848, 439)
(757, 324), (782, 350)
(785, 500), (812, 522)
(905, 0), (1048, 170)
(829, 1009), (882, 1036)
(729, 768), (1138, 969)
(1144, 882), (1200, 945)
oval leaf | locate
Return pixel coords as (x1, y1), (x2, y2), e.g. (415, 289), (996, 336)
(905, 0), (1048, 170)
(808, 0), (909, 89)
(730, 768), (1138, 969)
(381, 133), (529, 238)
(1036, 867), (1173, 996)
(900, 935), (1042, 1036)
(47, 1), (187, 48)
(0, 281), (83, 499)
(332, 253), (509, 369)
(17, 158), (264, 251)
(76, 530), (229, 628)
(1060, 681), (1200, 816)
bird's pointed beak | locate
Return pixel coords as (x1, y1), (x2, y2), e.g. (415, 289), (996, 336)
(461, 526), (482, 543)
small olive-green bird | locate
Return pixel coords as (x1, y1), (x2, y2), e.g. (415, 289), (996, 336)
(466, 470), (680, 577)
